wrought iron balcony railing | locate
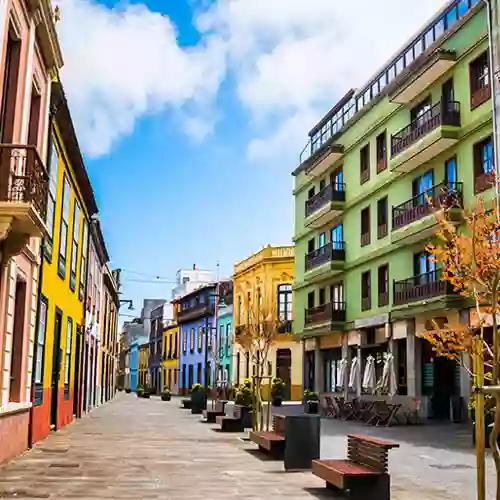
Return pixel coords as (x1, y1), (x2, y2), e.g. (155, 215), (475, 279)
(305, 301), (346, 325)
(305, 242), (345, 271)
(392, 181), (463, 231)
(305, 182), (345, 217)
(390, 101), (460, 158)
(0, 144), (48, 219)
(393, 270), (454, 306)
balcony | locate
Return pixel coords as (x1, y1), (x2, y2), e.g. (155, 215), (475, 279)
(303, 143), (344, 177)
(474, 172), (494, 194)
(393, 270), (455, 307)
(177, 303), (215, 323)
(390, 101), (461, 173)
(305, 183), (345, 228)
(305, 242), (345, 277)
(390, 50), (457, 105)
(305, 301), (346, 328)
(0, 145), (48, 258)
(391, 182), (463, 245)
(278, 320), (293, 334)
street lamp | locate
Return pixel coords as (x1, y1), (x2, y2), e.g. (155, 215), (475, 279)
(119, 299), (134, 310)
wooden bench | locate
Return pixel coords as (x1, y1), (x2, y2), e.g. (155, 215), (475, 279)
(216, 406), (245, 432)
(249, 414), (286, 458)
(180, 398), (192, 409)
(312, 434), (399, 500)
(203, 400), (227, 423)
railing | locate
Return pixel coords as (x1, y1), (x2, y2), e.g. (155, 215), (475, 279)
(305, 182), (345, 217)
(392, 181), (463, 231)
(278, 320), (293, 333)
(360, 232), (370, 247)
(378, 291), (389, 307)
(177, 303), (215, 323)
(0, 144), (48, 219)
(391, 101), (461, 158)
(377, 223), (388, 239)
(474, 172), (494, 194)
(470, 66), (491, 109)
(393, 270), (454, 306)
(376, 156), (387, 173)
(360, 168), (370, 184)
(305, 242), (345, 271)
(305, 301), (346, 325)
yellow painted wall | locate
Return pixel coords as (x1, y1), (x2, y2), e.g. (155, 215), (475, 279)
(162, 324), (179, 390)
(37, 122), (90, 403)
(138, 344), (149, 387)
(232, 245), (302, 400)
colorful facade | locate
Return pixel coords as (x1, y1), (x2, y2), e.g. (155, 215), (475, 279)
(162, 322), (179, 393)
(0, 0), (63, 464)
(292, 0), (489, 420)
(31, 81), (96, 444)
(138, 343), (149, 388)
(217, 303), (233, 388)
(232, 246), (301, 400)
(149, 301), (166, 393)
(98, 265), (119, 404)
(129, 342), (138, 392)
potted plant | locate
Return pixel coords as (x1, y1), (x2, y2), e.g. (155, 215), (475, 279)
(303, 389), (319, 414)
(161, 389), (171, 401)
(136, 385), (144, 398)
(271, 377), (285, 407)
(190, 383), (206, 414)
(142, 385), (152, 399)
(235, 380), (253, 428)
(125, 388), (131, 394)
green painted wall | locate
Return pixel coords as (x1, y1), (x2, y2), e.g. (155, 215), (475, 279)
(293, 6), (492, 336)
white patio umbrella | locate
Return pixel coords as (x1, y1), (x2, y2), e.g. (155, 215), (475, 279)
(348, 356), (359, 389)
(337, 358), (348, 391)
(381, 353), (397, 397)
(362, 355), (376, 392)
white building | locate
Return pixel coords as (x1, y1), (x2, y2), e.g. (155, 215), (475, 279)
(171, 265), (215, 300)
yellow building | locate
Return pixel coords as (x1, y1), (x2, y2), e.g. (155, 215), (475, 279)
(162, 321), (180, 393)
(138, 343), (149, 387)
(232, 245), (302, 400)
(32, 80), (98, 443)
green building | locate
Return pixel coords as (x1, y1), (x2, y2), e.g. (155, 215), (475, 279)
(292, 0), (492, 421)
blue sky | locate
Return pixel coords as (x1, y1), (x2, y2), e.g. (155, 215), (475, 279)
(56, 0), (449, 319)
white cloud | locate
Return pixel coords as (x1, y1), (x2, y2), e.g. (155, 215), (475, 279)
(56, 0), (452, 159)
(199, 0), (451, 167)
(56, 0), (225, 156)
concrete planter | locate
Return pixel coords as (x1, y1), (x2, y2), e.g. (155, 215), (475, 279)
(284, 414), (321, 470)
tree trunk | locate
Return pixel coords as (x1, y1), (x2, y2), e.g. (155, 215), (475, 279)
(492, 309), (500, 500)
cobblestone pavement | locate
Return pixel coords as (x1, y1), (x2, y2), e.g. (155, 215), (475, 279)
(0, 393), (495, 499)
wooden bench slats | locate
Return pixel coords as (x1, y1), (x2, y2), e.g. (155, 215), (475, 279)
(347, 434), (399, 448)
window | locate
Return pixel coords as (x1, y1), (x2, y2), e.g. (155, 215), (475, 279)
(376, 132), (387, 173)
(361, 271), (371, 311)
(411, 97), (431, 128)
(307, 291), (315, 309)
(64, 317), (73, 399)
(70, 201), (80, 291)
(412, 169), (434, 206)
(219, 324), (224, 352)
(278, 284), (292, 321)
(308, 186), (315, 199)
(319, 287), (326, 306)
(190, 328), (195, 352)
(237, 295), (242, 324)
(331, 224), (343, 250)
(470, 51), (490, 109)
(474, 136), (494, 193)
(247, 292), (251, 323)
(414, 251), (436, 279)
(378, 265), (389, 307)
(58, 176), (70, 278)
(197, 326), (202, 352)
(330, 168), (343, 190)
(318, 232), (326, 248)
(445, 157), (457, 185)
(226, 323), (231, 349)
(361, 206), (371, 246)
(45, 136), (59, 258)
(207, 324), (212, 350)
(34, 297), (48, 404)
(360, 144), (370, 184)
(319, 178), (326, 191)
(183, 330), (187, 354)
(377, 197), (388, 239)
(330, 283), (344, 307)
(307, 238), (315, 253)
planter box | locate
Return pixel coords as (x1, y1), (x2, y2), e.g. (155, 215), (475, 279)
(191, 390), (207, 414)
(272, 396), (283, 407)
(304, 401), (319, 414)
(125, 388), (131, 394)
(161, 393), (171, 401)
(234, 405), (253, 429)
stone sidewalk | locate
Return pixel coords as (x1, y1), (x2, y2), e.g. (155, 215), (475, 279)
(0, 393), (495, 499)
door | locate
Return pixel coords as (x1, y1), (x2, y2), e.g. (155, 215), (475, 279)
(330, 168), (343, 189)
(318, 232), (326, 248)
(331, 224), (343, 250)
(412, 170), (433, 206)
(276, 349), (292, 400)
(50, 309), (63, 429)
(442, 78), (454, 109)
(188, 364), (194, 390)
(73, 328), (81, 417)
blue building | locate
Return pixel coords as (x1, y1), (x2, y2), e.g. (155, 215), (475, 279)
(216, 289), (233, 388)
(129, 341), (139, 392)
(177, 281), (232, 394)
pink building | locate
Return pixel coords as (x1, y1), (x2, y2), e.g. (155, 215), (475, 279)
(0, 0), (62, 463)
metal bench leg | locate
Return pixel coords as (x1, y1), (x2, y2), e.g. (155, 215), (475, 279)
(350, 475), (390, 500)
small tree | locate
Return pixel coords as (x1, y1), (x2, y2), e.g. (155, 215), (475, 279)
(423, 196), (500, 500)
(236, 289), (284, 431)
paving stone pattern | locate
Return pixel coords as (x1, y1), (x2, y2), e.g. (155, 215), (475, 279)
(0, 393), (496, 499)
